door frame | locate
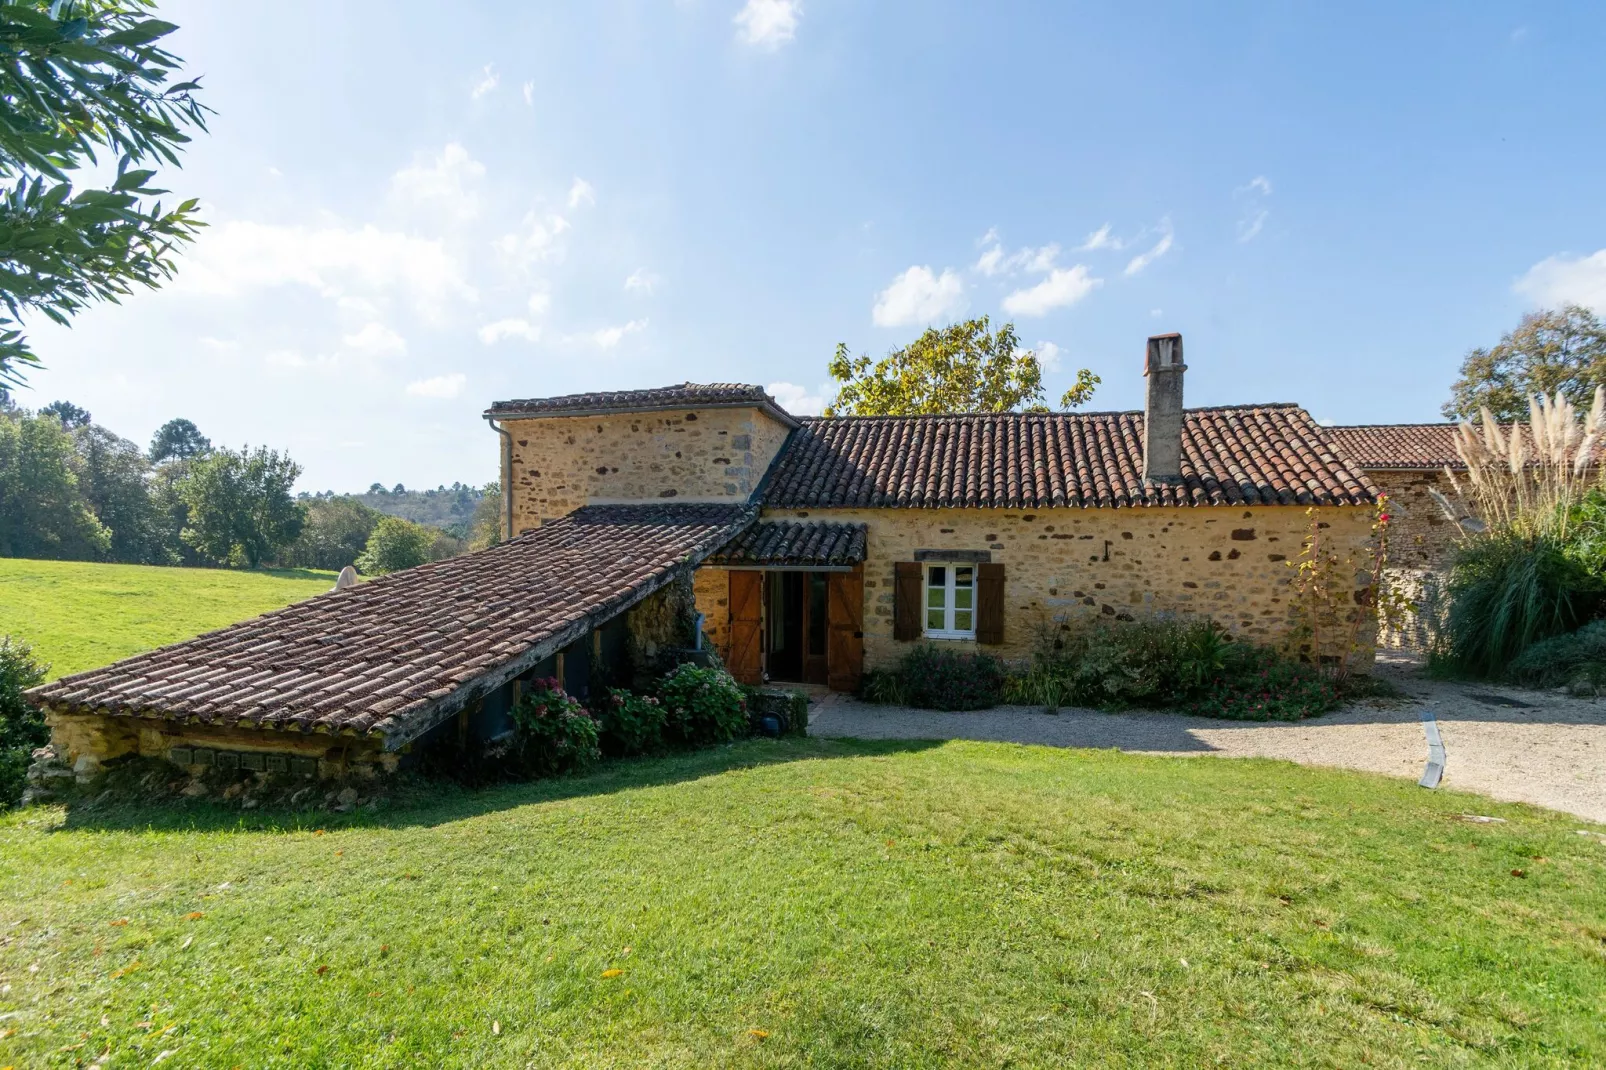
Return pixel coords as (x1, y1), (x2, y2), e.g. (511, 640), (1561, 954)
(720, 565), (860, 690)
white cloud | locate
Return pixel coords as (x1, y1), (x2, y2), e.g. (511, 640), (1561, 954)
(478, 318), (542, 345)
(389, 143), (486, 224)
(494, 211), (570, 267)
(1124, 222), (1174, 276)
(199, 336), (240, 353)
(1076, 224), (1123, 252)
(767, 381), (829, 416)
(624, 268), (661, 295)
(1149, 308), (1164, 318)
(1002, 266), (1102, 316)
(342, 322), (406, 356)
(567, 177), (596, 210)
(471, 64), (498, 100)
(591, 319), (647, 348)
(527, 289), (552, 316)
(973, 235), (1060, 276)
(1034, 341), (1063, 372)
(179, 220), (475, 316)
(872, 265), (966, 327)
(734, 0), (800, 48)
(522, 80), (534, 106)
(406, 373), (467, 398)
(1516, 249), (1606, 311)
(1236, 177), (1272, 243)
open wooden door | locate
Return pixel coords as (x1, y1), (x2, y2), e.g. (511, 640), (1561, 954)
(827, 565), (864, 692)
(727, 570), (764, 685)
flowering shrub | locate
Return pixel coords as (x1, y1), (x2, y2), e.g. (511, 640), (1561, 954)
(657, 663), (748, 746)
(598, 688), (666, 756)
(510, 678), (600, 776)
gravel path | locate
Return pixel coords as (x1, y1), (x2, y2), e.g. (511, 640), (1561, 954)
(807, 656), (1606, 823)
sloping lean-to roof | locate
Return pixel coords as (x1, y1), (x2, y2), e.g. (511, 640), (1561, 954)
(486, 381), (799, 427)
(706, 520), (868, 567)
(29, 504), (755, 748)
(1321, 422), (1606, 471)
(763, 405), (1376, 509)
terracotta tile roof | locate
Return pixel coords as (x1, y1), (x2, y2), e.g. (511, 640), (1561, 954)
(707, 521), (868, 567)
(487, 382), (799, 426)
(28, 504), (755, 747)
(762, 405), (1375, 509)
(1322, 423), (1603, 470)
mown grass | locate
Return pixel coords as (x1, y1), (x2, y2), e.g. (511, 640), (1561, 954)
(2, 739), (1603, 1067)
(0, 558), (335, 680)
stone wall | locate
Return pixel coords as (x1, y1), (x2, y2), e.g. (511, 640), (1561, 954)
(749, 504), (1379, 670)
(693, 567), (732, 658)
(624, 572), (700, 686)
(1368, 468), (1462, 572)
(44, 709), (394, 780)
(502, 406), (792, 531)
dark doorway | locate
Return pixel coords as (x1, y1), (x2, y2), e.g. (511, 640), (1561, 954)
(764, 571), (830, 685)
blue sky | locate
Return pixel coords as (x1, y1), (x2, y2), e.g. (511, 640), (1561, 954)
(17, 1), (1606, 491)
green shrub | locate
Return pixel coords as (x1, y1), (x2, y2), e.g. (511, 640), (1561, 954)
(355, 515), (439, 575)
(740, 687), (810, 737)
(509, 678), (600, 777)
(1, 637), (49, 808)
(861, 645), (1006, 711)
(657, 663), (748, 746)
(598, 688), (666, 756)
(1003, 617), (1339, 721)
(1429, 530), (1601, 678)
(1183, 646), (1342, 721)
(1505, 619), (1606, 691)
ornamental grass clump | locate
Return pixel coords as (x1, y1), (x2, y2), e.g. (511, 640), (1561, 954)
(1427, 389), (1606, 677)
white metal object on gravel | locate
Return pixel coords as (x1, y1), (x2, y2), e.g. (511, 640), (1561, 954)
(1419, 707), (1445, 788)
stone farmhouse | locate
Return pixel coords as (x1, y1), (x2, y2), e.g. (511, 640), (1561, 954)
(30, 333), (1389, 781)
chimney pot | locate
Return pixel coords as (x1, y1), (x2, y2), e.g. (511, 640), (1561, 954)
(1142, 333), (1186, 484)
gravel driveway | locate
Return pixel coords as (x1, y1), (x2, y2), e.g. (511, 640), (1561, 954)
(807, 655), (1606, 824)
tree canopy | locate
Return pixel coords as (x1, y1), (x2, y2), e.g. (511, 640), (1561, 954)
(39, 399), (90, 426)
(178, 445), (304, 568)
(1444, 306), (1606, 422)
(825, 317), (1100, 417)
(148, 415), (208, 462)
(0, 0), (208, 385)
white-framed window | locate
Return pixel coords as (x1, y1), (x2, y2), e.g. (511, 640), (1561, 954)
(924, 563), (975, 639)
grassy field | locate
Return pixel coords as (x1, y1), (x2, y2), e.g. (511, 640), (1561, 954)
(0, 558), (336, 679)
(2, 739), (1603, 1067)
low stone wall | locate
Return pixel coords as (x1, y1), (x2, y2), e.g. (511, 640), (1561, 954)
(43, 708), (395, 785)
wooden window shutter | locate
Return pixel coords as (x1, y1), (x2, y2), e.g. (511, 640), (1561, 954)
(976, 562), (1005, 645)
(893, 561), (923, 641)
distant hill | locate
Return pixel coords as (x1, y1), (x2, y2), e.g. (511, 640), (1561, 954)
(306, 483), (491, 537)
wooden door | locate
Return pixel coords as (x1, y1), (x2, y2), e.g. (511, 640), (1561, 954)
(728, 570), (764, 685)
(827, 566), (864, 692)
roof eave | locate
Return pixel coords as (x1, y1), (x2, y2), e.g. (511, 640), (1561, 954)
(484, 398), (800, 429)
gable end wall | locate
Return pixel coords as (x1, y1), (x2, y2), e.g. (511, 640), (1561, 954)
(502, 407), (791, 530)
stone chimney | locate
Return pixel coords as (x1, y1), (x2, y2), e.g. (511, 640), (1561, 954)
(1141, 332), (1186, 484)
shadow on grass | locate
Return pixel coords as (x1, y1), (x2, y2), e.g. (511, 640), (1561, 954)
(49, 736), (944, 836)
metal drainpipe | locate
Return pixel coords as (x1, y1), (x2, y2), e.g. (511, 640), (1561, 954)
(485, 415), (514, 542)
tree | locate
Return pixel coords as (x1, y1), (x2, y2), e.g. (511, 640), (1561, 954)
(1444, 306), (1606, 422)
(356, 515), (437, 575)
(468, 483), (502, 550)
(0, 409), (109, 557)
(148, 416), (209, 462)
(278, 496), (380, 571)
(39, 399), (90, 427)
(825, 317), (1100, 416)
(70, 422), (170, 563)
(0, 1), (208, 386)
(178, 446), (304, 568)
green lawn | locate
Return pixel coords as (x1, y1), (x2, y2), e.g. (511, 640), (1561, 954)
(2, 740), (1602, 1067)
(0, 558), (336, 679)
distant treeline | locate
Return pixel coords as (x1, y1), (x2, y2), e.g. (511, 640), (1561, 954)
(0, 392), (500, 574)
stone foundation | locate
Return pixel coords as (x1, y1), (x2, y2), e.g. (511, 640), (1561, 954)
(44, 709), (396, 782)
